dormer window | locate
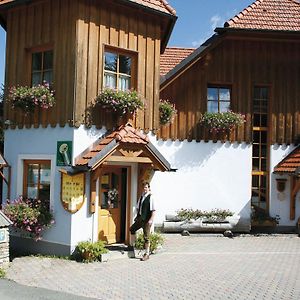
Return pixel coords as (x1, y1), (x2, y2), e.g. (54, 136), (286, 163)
(103, 49), (135, 91)
(31, 50), (53, 86)
(207, 86), (231, 113)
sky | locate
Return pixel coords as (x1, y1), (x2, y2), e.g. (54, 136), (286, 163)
(0, 0), (254, 86)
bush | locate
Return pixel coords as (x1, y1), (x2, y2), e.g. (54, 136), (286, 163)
(176, 208), (234, 221)
(134, 232), (164, 253)
(3, 197), (54, 241)
(74, 240), (108, 262)
(0, 268), (5, 278)
(159, 99), (177, 125)
(95, 88), (144, 115)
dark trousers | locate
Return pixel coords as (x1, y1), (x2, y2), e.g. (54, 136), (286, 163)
(130, 216), (151, 252)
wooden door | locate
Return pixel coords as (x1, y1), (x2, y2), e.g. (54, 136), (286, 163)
(98, 168), (122, 244)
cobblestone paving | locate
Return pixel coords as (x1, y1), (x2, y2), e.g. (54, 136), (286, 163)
(6, 234), (300, 300)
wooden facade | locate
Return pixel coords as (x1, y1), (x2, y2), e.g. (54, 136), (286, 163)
(3, 0), (169, 131)
(159, 32), (300, 145)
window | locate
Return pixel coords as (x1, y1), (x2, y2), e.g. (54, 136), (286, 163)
(207, 86), (231, 113)
(103, 50), (134, 91)
(23, 160), (51, 204)
(31, 50), (53, 86)
(251, 87), (269, 210)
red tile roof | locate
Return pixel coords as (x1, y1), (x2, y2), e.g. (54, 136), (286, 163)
(225, 0), (300, 31)
(0, 0), (176, 15)
(128, 0), (176, 15)
(160, 47), (195, 76)
(76, 124), (149, 166)
(274, 146), (300, 174)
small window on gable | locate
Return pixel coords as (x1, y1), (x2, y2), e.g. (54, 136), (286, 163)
(207, 86), (231, 113)
(103, 49), (135, 91)
(23, 160), (51, 209)
(31, 50), (53, 86)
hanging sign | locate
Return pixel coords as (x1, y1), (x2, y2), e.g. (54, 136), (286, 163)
(57, 141), (72, 166)
(61, 173), (85, 213)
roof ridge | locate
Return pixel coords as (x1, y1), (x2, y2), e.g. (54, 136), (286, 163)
(160, 0), (176, 15)
(165, 46), (196, 50)
(225, 0), (263, 27)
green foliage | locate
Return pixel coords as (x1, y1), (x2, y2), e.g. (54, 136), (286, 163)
(159, 99), (177, 125)
(74, 240), (108, 262)
(0, 268), (6, 278)
(200, 111), (245, 132)
(95, 88), (144, 115)
(134, 232), (164, 253)
(176, 208), (234, 221)
(7, 83), (55, 114)
(3, 197), (54, 241)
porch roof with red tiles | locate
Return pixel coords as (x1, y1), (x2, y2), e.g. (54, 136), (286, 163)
(274, 146), (300, 174)
(160, 47), (195, 76)
(76, 124), (149, 167)
(225, 0), (300, 31)
(0, 0), (176, 15)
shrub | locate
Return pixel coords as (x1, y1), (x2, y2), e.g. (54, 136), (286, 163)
(8, 82), (55, 114)
(74, 240), (108, 262)
(159, 99), (177, 125)
(3, 197), (54, 241)
(95, 88), (144, 115)
(176, 208), (234, 221)
(134, 232), (164, 253)
(200, 111), (245, 132)
(0, 268), (5, 278)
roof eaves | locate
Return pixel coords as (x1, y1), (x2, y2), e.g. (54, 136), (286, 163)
(88, 139), (119, 170)
(215, 26), (300, 35)
(160, 33), (219, 88)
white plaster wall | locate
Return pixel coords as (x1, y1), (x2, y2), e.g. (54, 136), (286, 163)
(149, 135), (252, 226)
(3, 125), (107, 250)
(269, 144), (299, 226)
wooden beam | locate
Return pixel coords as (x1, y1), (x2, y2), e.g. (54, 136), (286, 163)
(290, 177), (300, 220)
(106, 156), (153, 163)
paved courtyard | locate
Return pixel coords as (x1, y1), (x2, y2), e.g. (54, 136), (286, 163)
(4, 234), (300, 299)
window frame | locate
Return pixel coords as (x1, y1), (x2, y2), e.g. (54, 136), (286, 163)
(102, 45), (137, 91)
(27, 44), (54, 86)
(207, 85), (231, 113)
(17, 154), (55, 211)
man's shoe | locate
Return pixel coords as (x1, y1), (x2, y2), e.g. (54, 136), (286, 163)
(140, 254), (150, 261)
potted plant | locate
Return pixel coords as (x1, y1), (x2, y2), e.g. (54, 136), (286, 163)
(7, 82), (55, 114)
(74, 240), (108, 262)
(200, 111), (245, 133)
(3, 197), (54, 241)
(159, 99), (177, 126)
(95, 88), (144, 115)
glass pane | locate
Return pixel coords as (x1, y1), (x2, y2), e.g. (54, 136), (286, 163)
(104, 72), (117, 89)
(207, 100), (218, 113)
(101, 191), (109, 209)
(252, 175), (259, 188)
(261, 144), (267, 157)
(27, 186), (38, 199)
(219, 88), (230, 100)
(219, 101), (230, 112)
(40, 165), (51, 184)
(253, 100), (260, 113)
(44, 51), (53, 70)
(253, 144), (259, 157)
(260, 100), (268, 113)
(27, 164), (39, 185)
(253, 114), (260, 127)
(207, 88), (217, 100)
(43, 71), (53, 85)
(118, 75), (130, 91)
(104, 52), (117, 72)
(39, 184), (50, 201)
(261, 114), (268, 127)
(253, 131), (260, 143)
(261, 131), (267, 144)
(254, 87), (260, 99)
(119, 55), (131, 75)
(32, 72), (41, 86)
(32, 52), (42, 71)
(261, 158), (267, 171)
(261, 87), (269, 100)
(252, 158), (259, 171)
(261, 176), (267, 188)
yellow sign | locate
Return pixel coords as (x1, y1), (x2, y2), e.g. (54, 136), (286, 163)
(61, 173), (85, 213)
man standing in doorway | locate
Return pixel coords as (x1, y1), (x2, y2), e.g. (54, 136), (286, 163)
(130, 182), (155, 261)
